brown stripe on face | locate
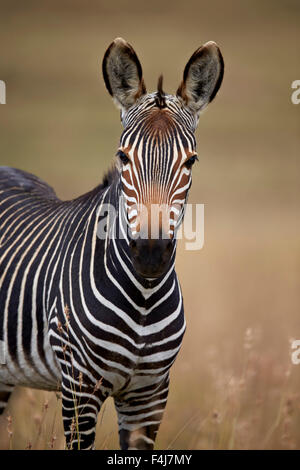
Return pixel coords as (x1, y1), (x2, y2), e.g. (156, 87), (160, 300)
(120, 145), (141, 199)
(164, 148), (183, 197)
(165, 147), (193, 200)
(143, 108), (176, 133)
(132, 146), (146, 202)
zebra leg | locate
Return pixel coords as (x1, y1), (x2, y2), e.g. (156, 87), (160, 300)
(0, 383), (14, 415)
(115, 377), (170, 450)
(61, 379), (103, 450)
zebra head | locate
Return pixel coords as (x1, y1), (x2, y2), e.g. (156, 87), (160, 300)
(102, 38), (224, 279)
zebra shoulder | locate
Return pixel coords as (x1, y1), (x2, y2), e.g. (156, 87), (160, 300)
(0, 166), (58, 200)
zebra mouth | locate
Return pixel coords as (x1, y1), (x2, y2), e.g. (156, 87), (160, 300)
(132, 262), (168, 279)
(129, 238), (173, 279)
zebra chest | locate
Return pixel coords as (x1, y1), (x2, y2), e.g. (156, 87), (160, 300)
(108, 317), (184, 389)
(50, 277), (185, 394)
(64, 314), (185, 395)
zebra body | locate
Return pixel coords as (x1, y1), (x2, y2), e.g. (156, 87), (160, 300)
(0, 38), (223, 449)
(0, 166), (184, 446)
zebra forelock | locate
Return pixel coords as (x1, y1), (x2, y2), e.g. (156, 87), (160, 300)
(155, 75), (166, 109)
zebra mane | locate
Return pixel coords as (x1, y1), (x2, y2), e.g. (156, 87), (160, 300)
(155, 75), (166, 109)
(100, 165), (118, 189)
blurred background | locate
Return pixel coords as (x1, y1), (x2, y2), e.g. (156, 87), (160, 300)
(0, 0), (299, 450)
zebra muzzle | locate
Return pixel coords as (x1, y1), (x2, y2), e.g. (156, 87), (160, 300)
(129, 237), (173, 279)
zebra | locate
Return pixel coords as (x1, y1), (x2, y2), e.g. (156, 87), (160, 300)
(0, 38), (224, 450)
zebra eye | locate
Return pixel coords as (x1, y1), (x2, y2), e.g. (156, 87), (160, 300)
(117, 150), (130, 165)
(184, 154), (199, 169)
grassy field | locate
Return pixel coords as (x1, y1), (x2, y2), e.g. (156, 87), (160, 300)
(0, 0), (300, 449)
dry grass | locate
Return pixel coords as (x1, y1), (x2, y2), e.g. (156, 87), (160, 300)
(0, 0), (300, 450)
(1, 329), (300, 450)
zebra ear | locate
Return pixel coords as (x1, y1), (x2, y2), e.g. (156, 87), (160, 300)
(102, 37), (146, 111)
(177, 41), (224, 116)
